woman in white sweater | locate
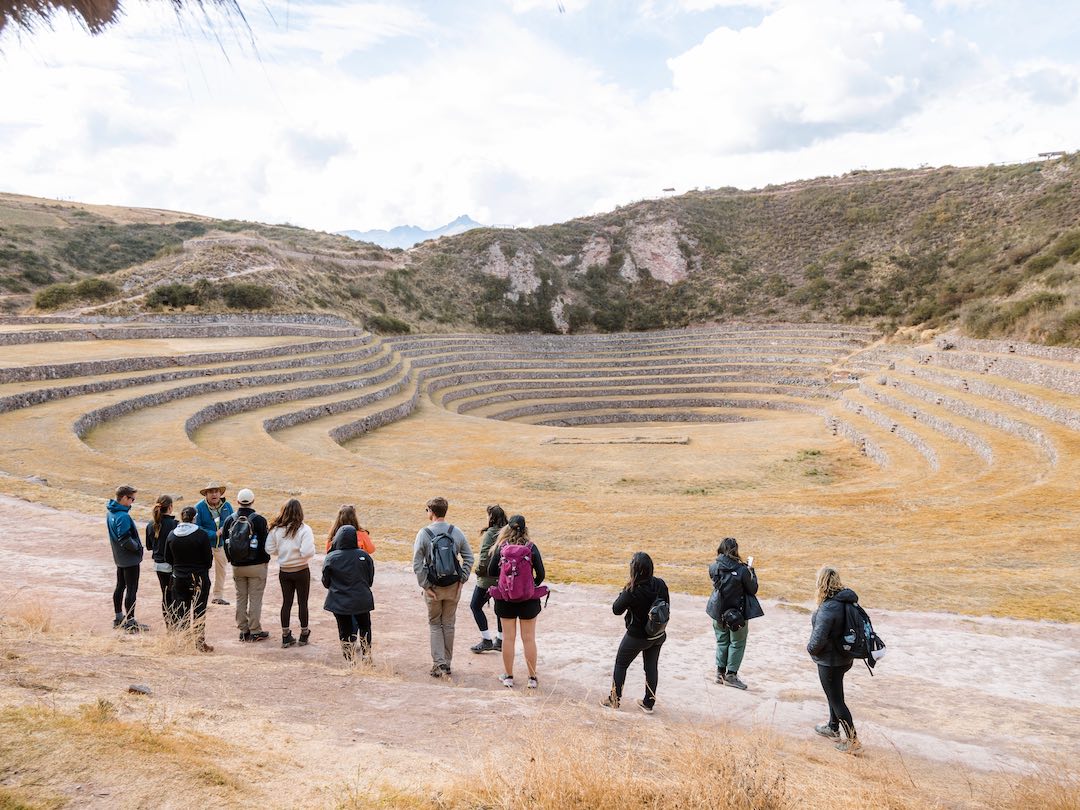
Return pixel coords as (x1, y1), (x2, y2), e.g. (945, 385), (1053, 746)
(265, 499), (316, 648)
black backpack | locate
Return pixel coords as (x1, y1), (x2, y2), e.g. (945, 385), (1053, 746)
(424, 525), (462, 587)
(226, 514), (257, 565)
(841, 601), (886, 674)
(645, 597), (669, 639)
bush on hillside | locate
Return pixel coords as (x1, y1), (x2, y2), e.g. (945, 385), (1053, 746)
(59, 221), (206, 274)
(33, 278), (118, 310)
(146, 283), (201, 309)
(221, 282), (273, 310)
(34, 284), (76, 310)
(367, 314), (411, 334)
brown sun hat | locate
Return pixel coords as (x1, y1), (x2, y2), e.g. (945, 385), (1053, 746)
(199, 482), (227, 496)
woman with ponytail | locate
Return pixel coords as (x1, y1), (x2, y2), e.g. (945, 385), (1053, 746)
(145, 495), (178, 627)
(485, 514), (545, 689)
(469, 504), (507, 654)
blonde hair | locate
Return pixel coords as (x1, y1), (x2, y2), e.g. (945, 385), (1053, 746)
(816, 566), (843, 606)
(493, 521), (529, 551)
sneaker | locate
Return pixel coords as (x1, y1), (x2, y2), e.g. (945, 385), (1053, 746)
(250, 631), (269, 642)
(499, 673), (514, 689)
(239, 631), (252, 642)
(112, 616), (124, 629)
(715, 668), (726, 684)
(211, 598), (230, 605)
(430, 664), (446, 678)
(471, 638), (495, 653)
(836, 738), (863, 755)
(281, 631), (296, 648)
(814, 724), (841, 739)
(723, 672), (748, 690)
(599, 693), (620, 709)
(441, 664), (452, 677)
(637, 699), (654, 714)
(527, 676), (538, 689)
(493, 637), (502, 652)
(298, 628), (311, 646)
(122, 620), (149, 634)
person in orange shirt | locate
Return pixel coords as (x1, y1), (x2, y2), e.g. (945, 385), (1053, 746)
(326, 504), (375, 554)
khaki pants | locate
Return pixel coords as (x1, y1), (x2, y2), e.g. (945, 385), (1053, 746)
(425, 583), (462, 667)
(211, 547), (228, 600)
(233, 563), (268, 633)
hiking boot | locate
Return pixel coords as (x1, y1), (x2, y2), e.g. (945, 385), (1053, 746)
(499, 673), (514, 689)
(637, 699), (655, 714)
(599, 692), (620, 709)
(122, 620), (149, 634)
(836, 737), (863, 755)
(471, 638), (495, 653)
(716, 667), (726, 684)
(527, 676), (538, 689)
(250, 631), (269, 642)
(493, 637), (502, 652)
(430, 664), (446, 678)
(815, 724), (841, 739)
(724, 672), (748, 690)
(298, 628), (311, 646)
(112, 615), (124, 629)
(440, 663), (452, 677)
(211, 598), (230, 605)
(196, 640), (214, 653)
(239, 631), (252, 642)
(281, 630), (296, 648)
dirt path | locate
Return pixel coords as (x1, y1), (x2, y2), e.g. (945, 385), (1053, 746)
(0, 494), (1076, 788)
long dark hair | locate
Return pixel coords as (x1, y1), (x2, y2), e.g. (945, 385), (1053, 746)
(152, 495), (173, 537)
(269, 498), (304, 536)
(328, 504), (364, 545)
(718, 536), (743, 563)
(625, 551), (654, 591)
(481, 504), (508, 535)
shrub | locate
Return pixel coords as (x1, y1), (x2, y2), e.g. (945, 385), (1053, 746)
(34, 283), (76, 310)
(146, 283), (200, 309)
(367, 314), (411, 334)
(20, 266), (53, 285)
(72, 278), (118, 301)
(1024, 254), (1058, 275)
(221, 282), (273, 310)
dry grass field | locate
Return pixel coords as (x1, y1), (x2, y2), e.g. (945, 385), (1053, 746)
(0, 316), (1078, 808)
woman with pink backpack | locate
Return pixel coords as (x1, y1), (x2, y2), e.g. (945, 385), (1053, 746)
(485, 514), (547, 689)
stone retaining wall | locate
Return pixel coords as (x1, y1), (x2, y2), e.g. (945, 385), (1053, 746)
(913, 350), (1080, 398)
(842, 397), (939, 470)
(328, 383), (421, 445)
(409, 353), (834, 372)
(0, 322), (363, 347)
(534, 412), (751, 427)
(0, 335), (375, 383)
(261, 370), (412, 434)
(885, 375), (1058, 464)
(936, 334), (1080, 364)
(859, 381), (994, 463)
(486, 397), (823, 422)
(185, 360), (406, 436)
(72, 352), (398, 439)
(826, 415), (890, 468)
(398, 345), (848, 363)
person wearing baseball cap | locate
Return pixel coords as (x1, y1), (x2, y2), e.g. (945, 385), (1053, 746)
(221, 488), (270, 641)
(194, 482), (234, 605)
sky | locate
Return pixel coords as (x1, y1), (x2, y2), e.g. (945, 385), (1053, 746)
(1, 0), (1078, 232)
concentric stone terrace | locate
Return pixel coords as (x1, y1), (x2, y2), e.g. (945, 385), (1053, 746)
(2, 315), (1079, 618)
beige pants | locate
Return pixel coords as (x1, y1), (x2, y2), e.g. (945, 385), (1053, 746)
(211, 547), (228, 599)
(425, 583), (462, 667)
(233, 563), (268, 633)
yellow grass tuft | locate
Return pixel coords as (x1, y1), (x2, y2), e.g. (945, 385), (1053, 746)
(2, 597), (54, 635)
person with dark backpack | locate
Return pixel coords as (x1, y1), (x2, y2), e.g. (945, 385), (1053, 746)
(145, 494), (179, 629)
(164, 506), (214, 653)
(485, 514), (546, 689)
(322, 525), (375, 662)
(106, 484), (147, 633)
(807, 566), (861, 754)
(705, 537), (763, 690)
(470, 504), (507, 654)
(411, 497), (474, 678)
(221, 488), (270, 642)
(600, 552), (670, 714)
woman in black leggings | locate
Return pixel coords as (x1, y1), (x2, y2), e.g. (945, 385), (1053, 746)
(469, 504), (506, 653)
(807, 566), (861, 754)
(600, 552), (669, 714)
(265, 499), (316, 648)
(145, 495), (179, 627)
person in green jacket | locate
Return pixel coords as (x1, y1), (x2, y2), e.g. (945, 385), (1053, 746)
(469, 505), (507, 653)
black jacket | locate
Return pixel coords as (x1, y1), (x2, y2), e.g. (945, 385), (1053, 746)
(145, 515), (179, 565)
(807, 588), (858, 667)
(322, 526), (375, 615)
(707, 555), (762, 621)
(221, 507), (270, 566)
(485, 542), (546, 584)
(164, 523), (213, 576)
(613, 576), (669, 639)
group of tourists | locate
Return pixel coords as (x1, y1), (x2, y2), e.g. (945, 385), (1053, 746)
(105, 484), (866, 754)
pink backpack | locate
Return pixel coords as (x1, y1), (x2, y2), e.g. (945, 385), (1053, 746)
(488, 542), (549, 603)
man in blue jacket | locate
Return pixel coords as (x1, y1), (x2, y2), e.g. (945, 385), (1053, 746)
(195, 482), (234, 605)
(106, 484), (147, 632)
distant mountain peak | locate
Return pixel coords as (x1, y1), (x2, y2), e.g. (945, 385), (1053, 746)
(338, 215), (482, 249)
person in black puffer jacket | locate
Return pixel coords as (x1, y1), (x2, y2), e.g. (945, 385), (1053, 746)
(164, 506), (214, 653)
(322, 525), (375, 663)
(600, 552), (669, 714)
(806, 566), (861, 754)
(145, 494), (179, 628)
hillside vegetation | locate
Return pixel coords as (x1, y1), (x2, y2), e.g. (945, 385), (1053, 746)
(2, 153), (1078, 343)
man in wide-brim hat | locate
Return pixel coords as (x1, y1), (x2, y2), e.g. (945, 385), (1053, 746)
(195, 482), (234, 605)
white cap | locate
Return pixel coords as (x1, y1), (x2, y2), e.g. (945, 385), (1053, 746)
(236, 488), (255, 505)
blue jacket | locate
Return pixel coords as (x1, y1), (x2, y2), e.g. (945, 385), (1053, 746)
(106, 499), (144, 567)
(195, 499), (234, 549)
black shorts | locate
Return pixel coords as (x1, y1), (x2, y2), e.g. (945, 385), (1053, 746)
(493, 598), (542, 620)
